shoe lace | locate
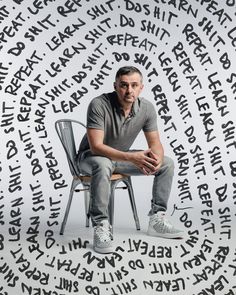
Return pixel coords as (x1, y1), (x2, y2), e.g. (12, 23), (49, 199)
(152, 214), (172, 230)
(95, 223), (112, 241)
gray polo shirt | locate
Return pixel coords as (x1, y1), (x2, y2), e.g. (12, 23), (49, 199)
(78, 91), (158, 153)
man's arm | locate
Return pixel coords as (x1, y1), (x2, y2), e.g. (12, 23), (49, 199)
(144, 130), (164, 173)
(87, 128), (160, 174)
(87, 128), (130, 161)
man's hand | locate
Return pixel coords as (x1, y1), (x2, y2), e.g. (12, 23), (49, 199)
(128, 149), (162, 175)
(147, 150), (162, 174)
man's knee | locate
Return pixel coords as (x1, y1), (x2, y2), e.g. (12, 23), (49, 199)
(91, 156), (113, 175)
(162, 156), (175, 175)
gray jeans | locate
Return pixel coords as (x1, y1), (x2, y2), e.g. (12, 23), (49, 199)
(78, 150), (175, 226)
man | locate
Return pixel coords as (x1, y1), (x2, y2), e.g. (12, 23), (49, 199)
(78, 66), (183, 254)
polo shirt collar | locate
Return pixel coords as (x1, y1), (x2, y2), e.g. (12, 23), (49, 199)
(131, 97), (140, 116)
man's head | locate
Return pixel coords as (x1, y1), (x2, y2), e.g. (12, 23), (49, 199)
(115, 66), (143, 81)
(114, 66), (144, 108)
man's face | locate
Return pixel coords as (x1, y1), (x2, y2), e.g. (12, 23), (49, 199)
(114, 73), (144, 106)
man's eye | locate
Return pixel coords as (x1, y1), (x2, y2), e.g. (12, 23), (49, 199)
(119, 83), (139, 89)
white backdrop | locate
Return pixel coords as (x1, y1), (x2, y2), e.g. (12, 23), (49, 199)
(0, 0), (236, 294)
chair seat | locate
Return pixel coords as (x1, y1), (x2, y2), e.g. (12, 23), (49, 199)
(75, 174), (128, 183)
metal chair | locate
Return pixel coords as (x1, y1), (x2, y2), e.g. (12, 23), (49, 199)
(55, 119), (140, 235)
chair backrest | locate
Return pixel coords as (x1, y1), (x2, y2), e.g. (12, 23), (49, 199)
(55, 119), (86, 176)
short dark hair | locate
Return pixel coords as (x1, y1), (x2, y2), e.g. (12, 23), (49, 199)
(115, 66), (143, 80)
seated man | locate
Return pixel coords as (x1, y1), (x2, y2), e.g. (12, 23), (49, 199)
(77, 66), (183, 254)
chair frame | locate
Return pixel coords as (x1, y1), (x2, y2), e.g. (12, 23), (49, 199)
(55, 119), (140, 235)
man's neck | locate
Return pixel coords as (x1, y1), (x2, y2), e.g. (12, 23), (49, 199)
(121, 103), (133, 118)
(114, 92), (134, 117)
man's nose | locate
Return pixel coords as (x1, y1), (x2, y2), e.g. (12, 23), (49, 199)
(126, 85), (133, 93)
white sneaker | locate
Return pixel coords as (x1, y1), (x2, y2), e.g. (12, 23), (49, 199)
(147, 212), (184, 239)
(93, 220), (114, 254)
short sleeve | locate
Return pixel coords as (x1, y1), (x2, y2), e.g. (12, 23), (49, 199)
(87, 97), (105, 130)
(143, 100), (158, 132)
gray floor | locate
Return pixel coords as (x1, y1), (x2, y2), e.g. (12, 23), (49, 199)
(1, 193), (235, 295)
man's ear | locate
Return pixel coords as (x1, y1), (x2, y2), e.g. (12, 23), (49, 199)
(113, 82), (116, 90)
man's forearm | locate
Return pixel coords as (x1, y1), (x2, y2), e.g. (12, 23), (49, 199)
(149, 144), (164, 161)
(90, 143), (131, 162)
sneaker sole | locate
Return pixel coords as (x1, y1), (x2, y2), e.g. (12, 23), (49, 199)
(147, 228), (184, 239)
(94, 246), (114, 254)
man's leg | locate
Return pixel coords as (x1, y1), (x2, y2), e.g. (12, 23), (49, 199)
(78, 151), (114, 254)
(149, 155), (175, 215)
(148, 156), (183, 238)
(78, 151), (114, 226)
(114, 155), (174, 214)
(114, 155), (184, 239)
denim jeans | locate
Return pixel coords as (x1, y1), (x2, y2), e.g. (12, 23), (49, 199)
(78, 150), (175, 226)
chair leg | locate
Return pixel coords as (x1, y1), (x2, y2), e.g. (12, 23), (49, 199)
(83, 186), (90, 227)
(109, 183), (116, 229)
(123, 177), (141, 230)
(109, 177), (140, 231)
(60, 178), (81, 235)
